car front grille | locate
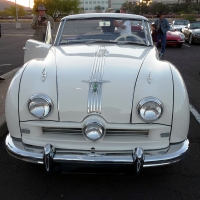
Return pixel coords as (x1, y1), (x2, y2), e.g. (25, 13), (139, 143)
(22, 125), (169, 151)
(167, 40), (178, 43)
(42, 127), (148, 137)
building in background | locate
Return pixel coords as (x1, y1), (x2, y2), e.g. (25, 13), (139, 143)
(80, 0), (109, 13)
(80, 0), (192, 13)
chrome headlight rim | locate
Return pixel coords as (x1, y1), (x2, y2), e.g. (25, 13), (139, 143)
(83, 120), (105, 141)
(179, 34), (185, 39)
(28, 94), (53, 119)
(137, 97), (163, 123)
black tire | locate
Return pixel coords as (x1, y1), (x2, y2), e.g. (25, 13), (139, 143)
(189, 34), (193, 44)
(177, 44), (182, 48)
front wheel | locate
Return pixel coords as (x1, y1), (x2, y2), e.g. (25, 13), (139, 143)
(189, 34), (193, 44)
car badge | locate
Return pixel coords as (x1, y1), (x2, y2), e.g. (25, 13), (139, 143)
(41, 67), (47, 82)
(147, 72), (152, 84)
(92, 82), (98, 94)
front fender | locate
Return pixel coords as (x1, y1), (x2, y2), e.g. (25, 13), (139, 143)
(19, 49), (58, 121)
(5, 66), (27, 138)
(131, 47), (173, 125)
(170, 64), (190, 143)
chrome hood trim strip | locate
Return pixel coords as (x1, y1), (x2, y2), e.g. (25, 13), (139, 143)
(82, 46), (110, 114)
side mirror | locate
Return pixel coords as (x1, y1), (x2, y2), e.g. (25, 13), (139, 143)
(45, 21), (52, 44)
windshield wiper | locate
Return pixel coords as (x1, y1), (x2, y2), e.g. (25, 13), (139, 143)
(117, 41), (146, 46)
(60, 40), (87, 45)
(86, 40), (116, 44)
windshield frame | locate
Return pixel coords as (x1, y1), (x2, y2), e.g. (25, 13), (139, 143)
(54, 15), (153, 46)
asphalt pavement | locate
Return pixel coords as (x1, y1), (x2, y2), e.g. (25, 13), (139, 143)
(0, 68), (20, 138)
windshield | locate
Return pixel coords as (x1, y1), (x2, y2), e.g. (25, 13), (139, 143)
(190, 22), (200, 29)
(169, 25), (174, 31)
(56, 17), (153, 46)
(174, 20), (189, 25)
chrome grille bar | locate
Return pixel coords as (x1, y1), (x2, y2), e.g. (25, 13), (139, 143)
(43, 128), (82, 134)
(43, 127), (148, 137)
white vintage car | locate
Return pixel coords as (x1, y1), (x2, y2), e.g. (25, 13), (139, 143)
(5, 13), (190, 174)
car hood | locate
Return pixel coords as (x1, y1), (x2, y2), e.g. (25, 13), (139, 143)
(55, 44), (150, 123)
(174, 25), (186, 29)
(192, 29), (200, 33)
(167, 30), (183, 38)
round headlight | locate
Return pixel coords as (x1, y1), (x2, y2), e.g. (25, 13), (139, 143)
(83, 120), (105, 141)
(179, 34), (185, 39)
(28, 94), (53, 119)
(137, 97), (163, 122)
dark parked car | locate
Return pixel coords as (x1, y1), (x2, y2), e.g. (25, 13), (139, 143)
(172, 20), (190, 32)
(182, 21), (200, 44)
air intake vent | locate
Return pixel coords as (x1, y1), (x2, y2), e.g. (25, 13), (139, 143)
(106, 129), (148, 137)
(43, 128), (148, 137)
(43, 128), (82, 135)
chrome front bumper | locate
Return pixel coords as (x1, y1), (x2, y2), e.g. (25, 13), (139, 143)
(6, 134), (189, 173)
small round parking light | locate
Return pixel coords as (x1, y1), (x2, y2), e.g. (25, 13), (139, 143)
(83, 120), (105, 141)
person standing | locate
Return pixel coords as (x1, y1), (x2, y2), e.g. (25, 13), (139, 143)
(155, 11), (170, 58)
(31, 4), (55, 42)
(151, 23), (157, 43)
(114, 7), (131, 35)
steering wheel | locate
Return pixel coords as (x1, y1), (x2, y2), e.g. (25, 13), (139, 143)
(114, 34), (145, 44)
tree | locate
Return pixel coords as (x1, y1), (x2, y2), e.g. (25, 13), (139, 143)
(94, 5), (102, 13)
(149, 2), (170, 15)
(4, 5), (26, 20)
(33, 0), (81, 19)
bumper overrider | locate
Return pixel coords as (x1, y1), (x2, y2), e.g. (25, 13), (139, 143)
(5, 134), (189, 175)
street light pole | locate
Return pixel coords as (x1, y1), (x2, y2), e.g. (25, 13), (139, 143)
(15, 0), (21, 29)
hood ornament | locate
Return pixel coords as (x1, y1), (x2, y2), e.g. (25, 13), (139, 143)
(82, 46), (110, 114)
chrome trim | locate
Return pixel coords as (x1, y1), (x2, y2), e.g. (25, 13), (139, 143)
(28, 94), (54, 119)
(21, 129), (30, 134)
(142, 19), (149, 46)
(43, 127), (82, 134)
(133, 147), (144, 175)
(6, 134), (189, 167)
(147, 72), (152, 84)
(43, 144), (55, 172)
(82, 46), (110, 114)
(54, 19), (65, 46)
(137, 97), (163, 122)
(106, 129), (148, 137)
(42, 127), (148, 137)
(41, 66), (47, 82)
(160, 132), (170, 137)
(83, 120), (105, 141)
